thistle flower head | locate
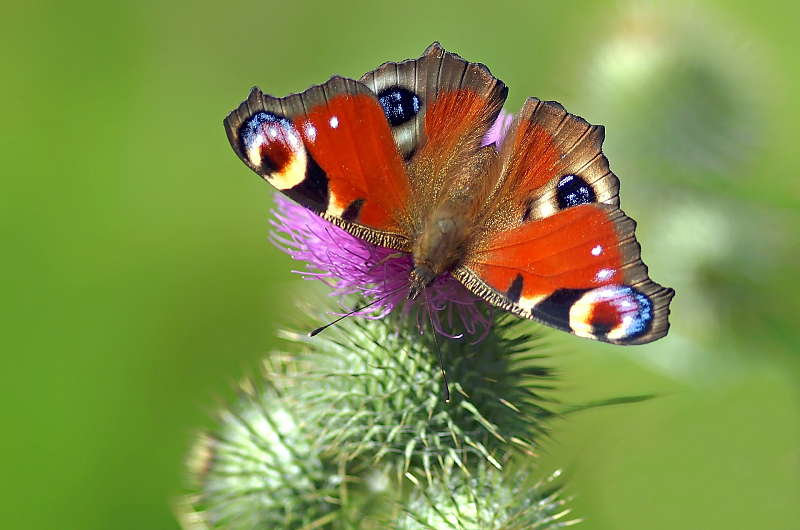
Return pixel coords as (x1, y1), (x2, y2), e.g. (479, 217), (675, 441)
(271, 194), (492, 339)
(482, 109), (515, 149)
(179, 307), (563, 530)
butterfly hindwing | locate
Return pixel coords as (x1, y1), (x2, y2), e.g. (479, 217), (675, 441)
(361, 42), (508, 226)
(459, 100), (674, 344)
(458, 205), (673, 344)
(360, 42), (508, 160)
(224, 78), (412, 249)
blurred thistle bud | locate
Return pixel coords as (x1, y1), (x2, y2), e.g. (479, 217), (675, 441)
(582, 2), (772, 184)
(395, 464), (577, 530)
(178, 357), (351, 529)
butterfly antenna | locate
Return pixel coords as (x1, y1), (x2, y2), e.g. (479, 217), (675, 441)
(309, 284), (409, 337)
(424, 287), (450, 402)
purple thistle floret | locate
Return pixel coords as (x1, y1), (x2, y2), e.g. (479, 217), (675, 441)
(269, 110), (515, 340)
(270, 194), (490, 340)
(482, 109), (514, 149)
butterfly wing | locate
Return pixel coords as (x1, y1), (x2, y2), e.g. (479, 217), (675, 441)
(224, 42), (507, 249)
(360, 42), (508, 160)
(224, 77), (413, 249)
(360, 42), (508, 219)
(457, 98), (674, 344)
(224, 46), (673, 344)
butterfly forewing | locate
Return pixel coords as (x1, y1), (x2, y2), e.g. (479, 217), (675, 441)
(224, 79), (412, 249)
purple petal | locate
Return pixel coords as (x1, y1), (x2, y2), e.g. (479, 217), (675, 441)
(482, 109), (514, 149)
(269, 194), (492, 339)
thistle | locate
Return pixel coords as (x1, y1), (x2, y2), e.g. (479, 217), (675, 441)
(178, 306), (575, 530)
(180, 108), (582, 528)
(270, 186), (493, 340)
(268, 105), (518, 342)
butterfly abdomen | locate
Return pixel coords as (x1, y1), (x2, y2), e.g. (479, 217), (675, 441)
(409, 203), (474, 299)
(414, 209), (471, 272)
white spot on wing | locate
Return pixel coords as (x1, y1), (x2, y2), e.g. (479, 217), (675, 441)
(286, 130), (300, 148)
(303, 122), (317, 142)
(329, 116), (339, 129)
(595, 268), (614, 282)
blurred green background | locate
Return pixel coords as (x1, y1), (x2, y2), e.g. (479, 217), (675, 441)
(2, 0), (799, 528)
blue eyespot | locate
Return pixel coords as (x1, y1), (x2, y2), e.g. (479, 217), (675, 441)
(557, 174), (596, 209)
(378, 87), (421, 126)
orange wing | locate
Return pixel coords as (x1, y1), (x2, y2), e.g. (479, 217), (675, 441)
(224, 78), (413, 249)
(224, 42), (507, 249)
(458, 99), (674, 345)
(360, 42), (507, 162)
(360, 42), (508, 219)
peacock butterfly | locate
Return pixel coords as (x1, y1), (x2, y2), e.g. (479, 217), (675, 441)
(224, 42), (674, 345)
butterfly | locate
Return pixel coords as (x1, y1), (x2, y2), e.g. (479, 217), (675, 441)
(224, 42), (674, 345)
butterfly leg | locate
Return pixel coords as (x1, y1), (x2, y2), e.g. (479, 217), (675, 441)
(365, 251), (408, 274)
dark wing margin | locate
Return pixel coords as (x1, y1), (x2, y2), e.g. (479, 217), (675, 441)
(455, 263), (673, 345)
(460, 201), (673, 345)
(479, 98), (621, 232)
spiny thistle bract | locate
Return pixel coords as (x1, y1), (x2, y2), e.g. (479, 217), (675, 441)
(286, 306), (557, 470)
(398, 464), (578, 530)
(181, 109), (577, 529)
(178, 305), (575, 530)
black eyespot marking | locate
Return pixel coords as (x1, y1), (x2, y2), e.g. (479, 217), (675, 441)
(378, 87), (421, 126)
(341, 198), (366, 222)
(284, 155), (329, 213)
(506, 274), (524, 304)
(582, 286), (654, 340)
(556, 174), (596, 209)
(522, 199), (534, 222)
(591, 320), (614, 337)
(535, 288), (591, 329)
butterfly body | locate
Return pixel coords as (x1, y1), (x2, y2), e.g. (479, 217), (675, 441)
(225, 43), (674, 345)
(409, 158), (495, 297)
